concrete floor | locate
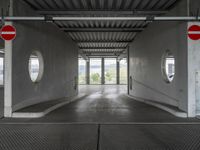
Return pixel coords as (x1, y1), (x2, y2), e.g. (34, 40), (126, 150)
(1, 85), (200, 150)
(1, 85), (199, 123)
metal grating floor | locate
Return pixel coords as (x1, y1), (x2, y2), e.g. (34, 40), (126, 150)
(0, 123), (200, 150)
(0, 124), (98, 150)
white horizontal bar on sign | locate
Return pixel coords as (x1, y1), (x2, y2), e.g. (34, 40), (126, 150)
(188, 31), (200, 34)
(1, 32), (16, 34)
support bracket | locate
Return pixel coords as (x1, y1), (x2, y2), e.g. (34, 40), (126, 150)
(146, 16), (155, 23)
(44, 15), (53, 23)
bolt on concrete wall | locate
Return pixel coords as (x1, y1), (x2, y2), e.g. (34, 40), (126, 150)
(128, 0), (189, 113)
(5, 0), (79, 112)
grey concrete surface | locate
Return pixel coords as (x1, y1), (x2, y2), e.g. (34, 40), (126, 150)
(187, 22), (200, 117)
(0, 88), (3, 118)
(8, 0), (78, 112)
(0, 85), (199, 123)
(129, 0), (188, 113)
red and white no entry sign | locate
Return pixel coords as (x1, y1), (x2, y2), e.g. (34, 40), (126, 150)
(0, 25), (16, 41)
(188, 25), (200, 41)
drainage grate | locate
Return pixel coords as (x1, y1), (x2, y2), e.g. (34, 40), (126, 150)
(100, 124), (200, 150)
(1, 123), (200, 150)
(0, 124), (98, 150)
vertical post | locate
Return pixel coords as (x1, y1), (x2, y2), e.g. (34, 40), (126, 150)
(127, 47), (130, 95)
(4, 21), (13, 117)
(187, 22), (200, 117)
(86, 59), (90, 85)
(117, 60), (120, 85)
(101, 58), (105, 85)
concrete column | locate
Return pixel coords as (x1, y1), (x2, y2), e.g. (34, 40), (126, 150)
(117, 60), (120, 85)
(86, 60), (90, 85)
(101, 58), (105, 84)
(187, 22), (200, 117)
(4, 21), (13, 117)
(127, 47), (130, 95)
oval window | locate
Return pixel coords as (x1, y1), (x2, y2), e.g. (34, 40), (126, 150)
(28, 51), (44, 83)
(161, 50), (175, 83)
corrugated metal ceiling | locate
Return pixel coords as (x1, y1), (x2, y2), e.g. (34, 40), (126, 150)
(24, 0), (179, 58)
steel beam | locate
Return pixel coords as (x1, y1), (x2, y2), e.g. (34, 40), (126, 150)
(101, 58), (105, 85)
(62, 28), (144, 32)
(78, 41), (130, 44)
(37, 10), (169, 16)
(76, 40), (132, 43)
(117, 60), (120, 85)
(80, 47), (127, 50)
(0, 16), (200, 21)
(86, 61), (90, 85)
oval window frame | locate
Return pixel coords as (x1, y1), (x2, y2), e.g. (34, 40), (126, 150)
(161, 50), (175, 83)
(28, 51), (44, 83)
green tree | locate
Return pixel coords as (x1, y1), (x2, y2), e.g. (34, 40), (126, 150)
(105, 72), (112, 81)
(91, 73), (100, 83)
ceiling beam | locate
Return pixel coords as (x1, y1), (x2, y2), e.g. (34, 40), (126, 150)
(62, 27), (144, 32)
(117, 53), (127, 61)
(76, 40), (133, 43)
(37, 10), (168, 16)
(80, 47), (127, 50)
(79, 49), (89, 61)
(78, 41), (130, 44)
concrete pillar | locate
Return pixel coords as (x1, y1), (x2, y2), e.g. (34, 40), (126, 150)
(187, 22), (200, 117)
(117, 60), (120, 85)
(86, 60), (90, 85)
(101, 58), (105, 84)
(4, 22), (13, 117)
(127, 47), (130, 95)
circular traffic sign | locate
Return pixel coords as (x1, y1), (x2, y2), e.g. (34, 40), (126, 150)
(188, 25), (200, 40)
(0, 25), (16, 41)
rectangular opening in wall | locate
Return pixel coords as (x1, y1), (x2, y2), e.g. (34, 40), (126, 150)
(90, 58), (102, 85)
(105, 58), (117, 84)
(120, 58), (127, 85)
(78, 58), (86, 85)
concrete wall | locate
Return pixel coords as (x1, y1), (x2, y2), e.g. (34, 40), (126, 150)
(8, 0), (78, 111)
(190, 0), (200, 15)
(128, 0), (189, 112)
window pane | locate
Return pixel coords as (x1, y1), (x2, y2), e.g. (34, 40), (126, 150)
(0, 57), (3, 85)
(165, 57), (175, 82)
(161, 50), (175, 83)
(90, 58), (101, 84)
(120, 58), (127, 84)
(105, 58), (117, 84)
(29, 51), (43, 83)
(29, 57), (39, 82)
(79, 58), (86, 84)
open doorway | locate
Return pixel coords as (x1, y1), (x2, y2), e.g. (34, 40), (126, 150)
(78, 57), (128, 86)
